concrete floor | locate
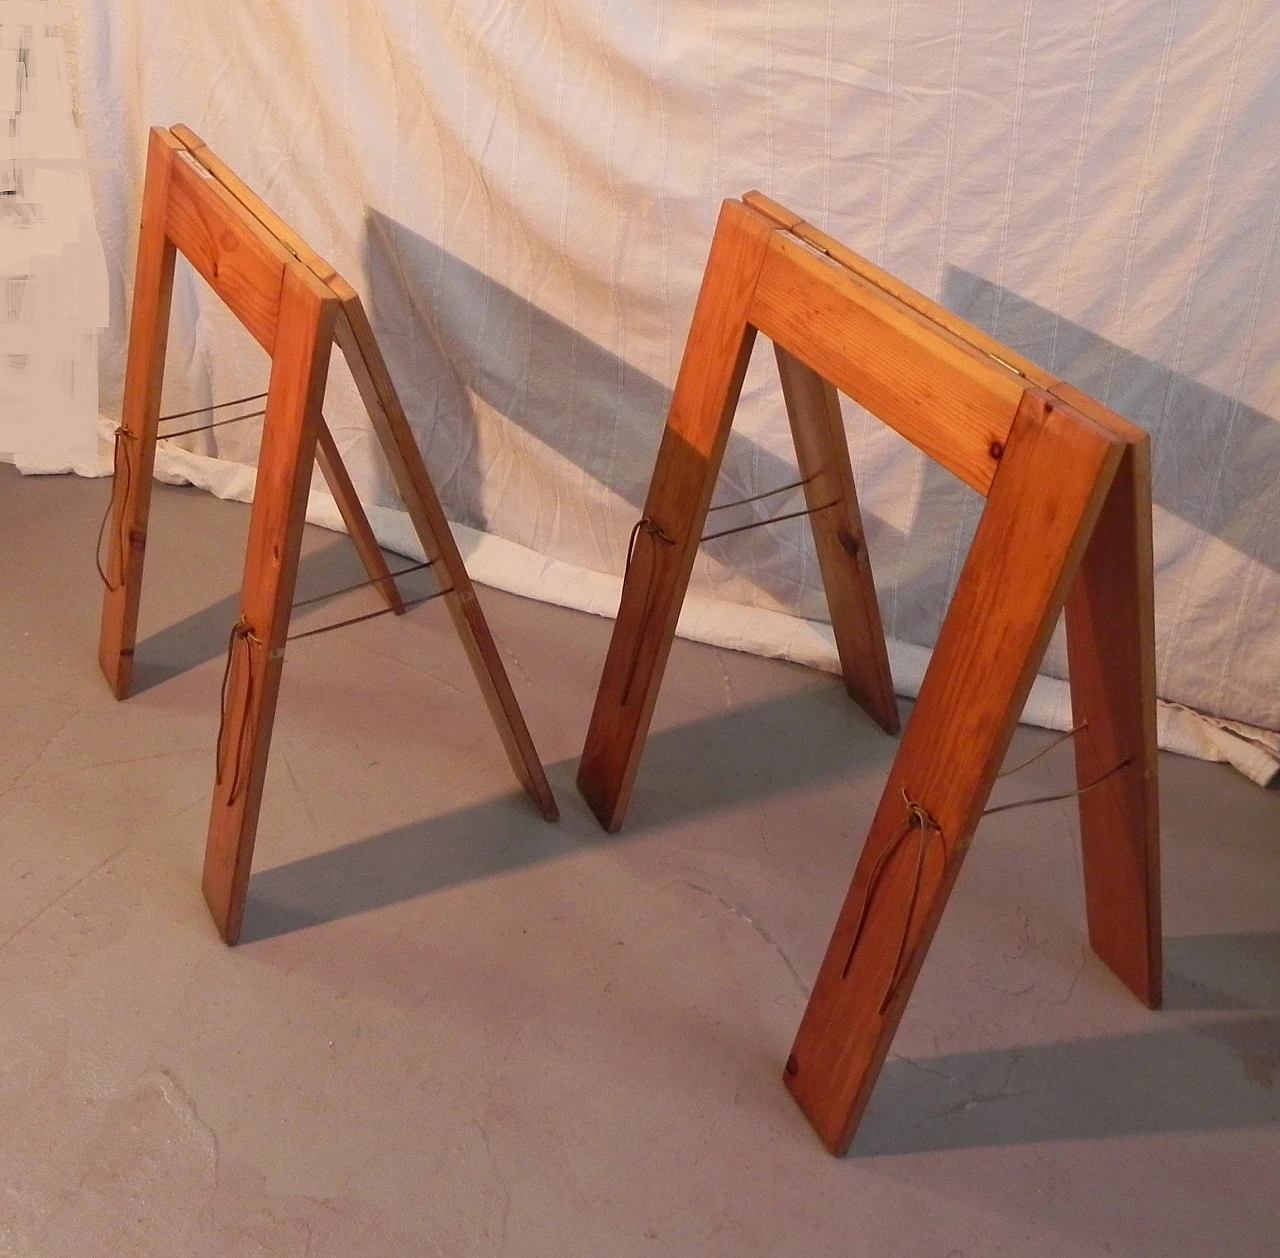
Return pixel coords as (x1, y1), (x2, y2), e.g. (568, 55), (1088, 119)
(1, 461), (1278, 1256)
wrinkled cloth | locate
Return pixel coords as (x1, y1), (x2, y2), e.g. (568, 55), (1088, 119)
(64, 1), (1280, 778)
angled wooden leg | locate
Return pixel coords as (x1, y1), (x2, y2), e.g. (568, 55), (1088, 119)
(774, 345), (899, 735)
(332, 292), (559, 823)
(1054, 391), (1161, 1006)
(576, 201), (775, 832)
(785, 391), (1124, 1154)
(313, 414), (405, 615)
(98, 129), (178, 699)
(202, 269), (337, 944)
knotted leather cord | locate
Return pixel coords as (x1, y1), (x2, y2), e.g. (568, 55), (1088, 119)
(700, 499), (841, 544)
(839, 731), (1130, 1012)
(156, 391), (267, 424)
(620, 517), (676, 706)
(616, 484), (838, 704)
(706, 473), (816, 513)
(215, 617), (262, 806)
(158, 407), (266, 441)
(840, 791), (945, 1016)
(287, 587), (452, 643)
(95, 395), (269, 590)
(981, 757), (1133, 817)
(94, 427), (133, 590)
(995, 722), (1086, 779)
(291, 558), (437, 611)
(983, 720), (1132, 815)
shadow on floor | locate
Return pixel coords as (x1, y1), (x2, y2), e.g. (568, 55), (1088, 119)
(853, 1005), (1280, 1156)
(245, 769), (1280, 1152)
(1163, 931), (1280, 1012)
(129, 536), (420, 694)
(844, 929), (1280, 1154)
(240, 679), (896, 943)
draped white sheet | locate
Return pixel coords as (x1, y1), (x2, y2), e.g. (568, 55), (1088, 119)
(0, 1), (106, 467)
(64, 1), (1280, 780)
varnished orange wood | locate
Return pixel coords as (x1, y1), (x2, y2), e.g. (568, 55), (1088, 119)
(785, 391), (1124, 1153)
(170, 125), (341, 286)
(577, 199), (775, 831)
(577, 192), (1161, 1155)
(170, 123), (555, 822)
(97, 128), (398, 688)
(97, 127), (178, 699)
(202, 267), (336, 944)
(1056, 382), (1162, 1009)
(750, 230), (1019, 496)
(774, 345), (898, 735)
(744, 190), (1050, 386)
(163, 137), (289, 354)
(313, 415), (405, 615)
(332, 294), (559, 822)
(101, 126), (558, 944)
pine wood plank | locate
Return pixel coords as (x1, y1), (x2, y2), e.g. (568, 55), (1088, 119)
(97, 127), (179, 699)
(162, 133), (290, 354)
(169, 126), (409, 606)
(743, 190), (1050, 386)
(1055, 381), (1161, 1009)
(169, 125), (340, 285)
(174, 125), (554, 811)
(313, 414), (405, 614)
(773, 345), (898, 734)
(333, 294), (559, 822)
(750, 230), (1022, 496)
(784, 390), (1124, 1153)
(576, 199), (775, 831)
(202, 265), (337, 944)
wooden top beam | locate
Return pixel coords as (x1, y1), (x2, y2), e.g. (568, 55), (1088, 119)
(742, 190), (1144, 456)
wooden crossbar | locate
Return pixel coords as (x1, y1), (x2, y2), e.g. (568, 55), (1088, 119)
(99, 126), (558, 945)
(577, 194), (1161, 1154)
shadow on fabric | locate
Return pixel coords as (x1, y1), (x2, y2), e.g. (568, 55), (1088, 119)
(944, 267), (1280, 579)
(358, 209), (908, 589)
(128, 535), (429, 693)
(853, 1005), (1280, 1155)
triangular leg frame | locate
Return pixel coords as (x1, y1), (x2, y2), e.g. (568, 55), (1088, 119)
(577, 193), (1160, 1154)
(99, 126), (558, 946)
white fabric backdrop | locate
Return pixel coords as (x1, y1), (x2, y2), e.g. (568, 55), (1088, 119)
(0, 1), (106, 467)
(64, 1), (1280, 777)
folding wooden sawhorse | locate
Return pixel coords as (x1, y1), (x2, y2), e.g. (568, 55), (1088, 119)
(578, 193), (1160, 1153)
(99, 126), (558, 945)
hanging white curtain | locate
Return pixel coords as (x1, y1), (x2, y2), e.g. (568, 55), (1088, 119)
(0, 0), (106, 469)
(63, 0), (1280, 782)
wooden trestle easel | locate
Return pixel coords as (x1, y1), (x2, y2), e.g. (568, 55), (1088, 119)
(98, 126), (558, 946)
(578, 193), (1161, 1154)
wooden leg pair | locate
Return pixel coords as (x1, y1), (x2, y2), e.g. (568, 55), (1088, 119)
(98, 127), (556, 946)
(578, 193), (1161, 1153)
(101, 134), (1159, 1154)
